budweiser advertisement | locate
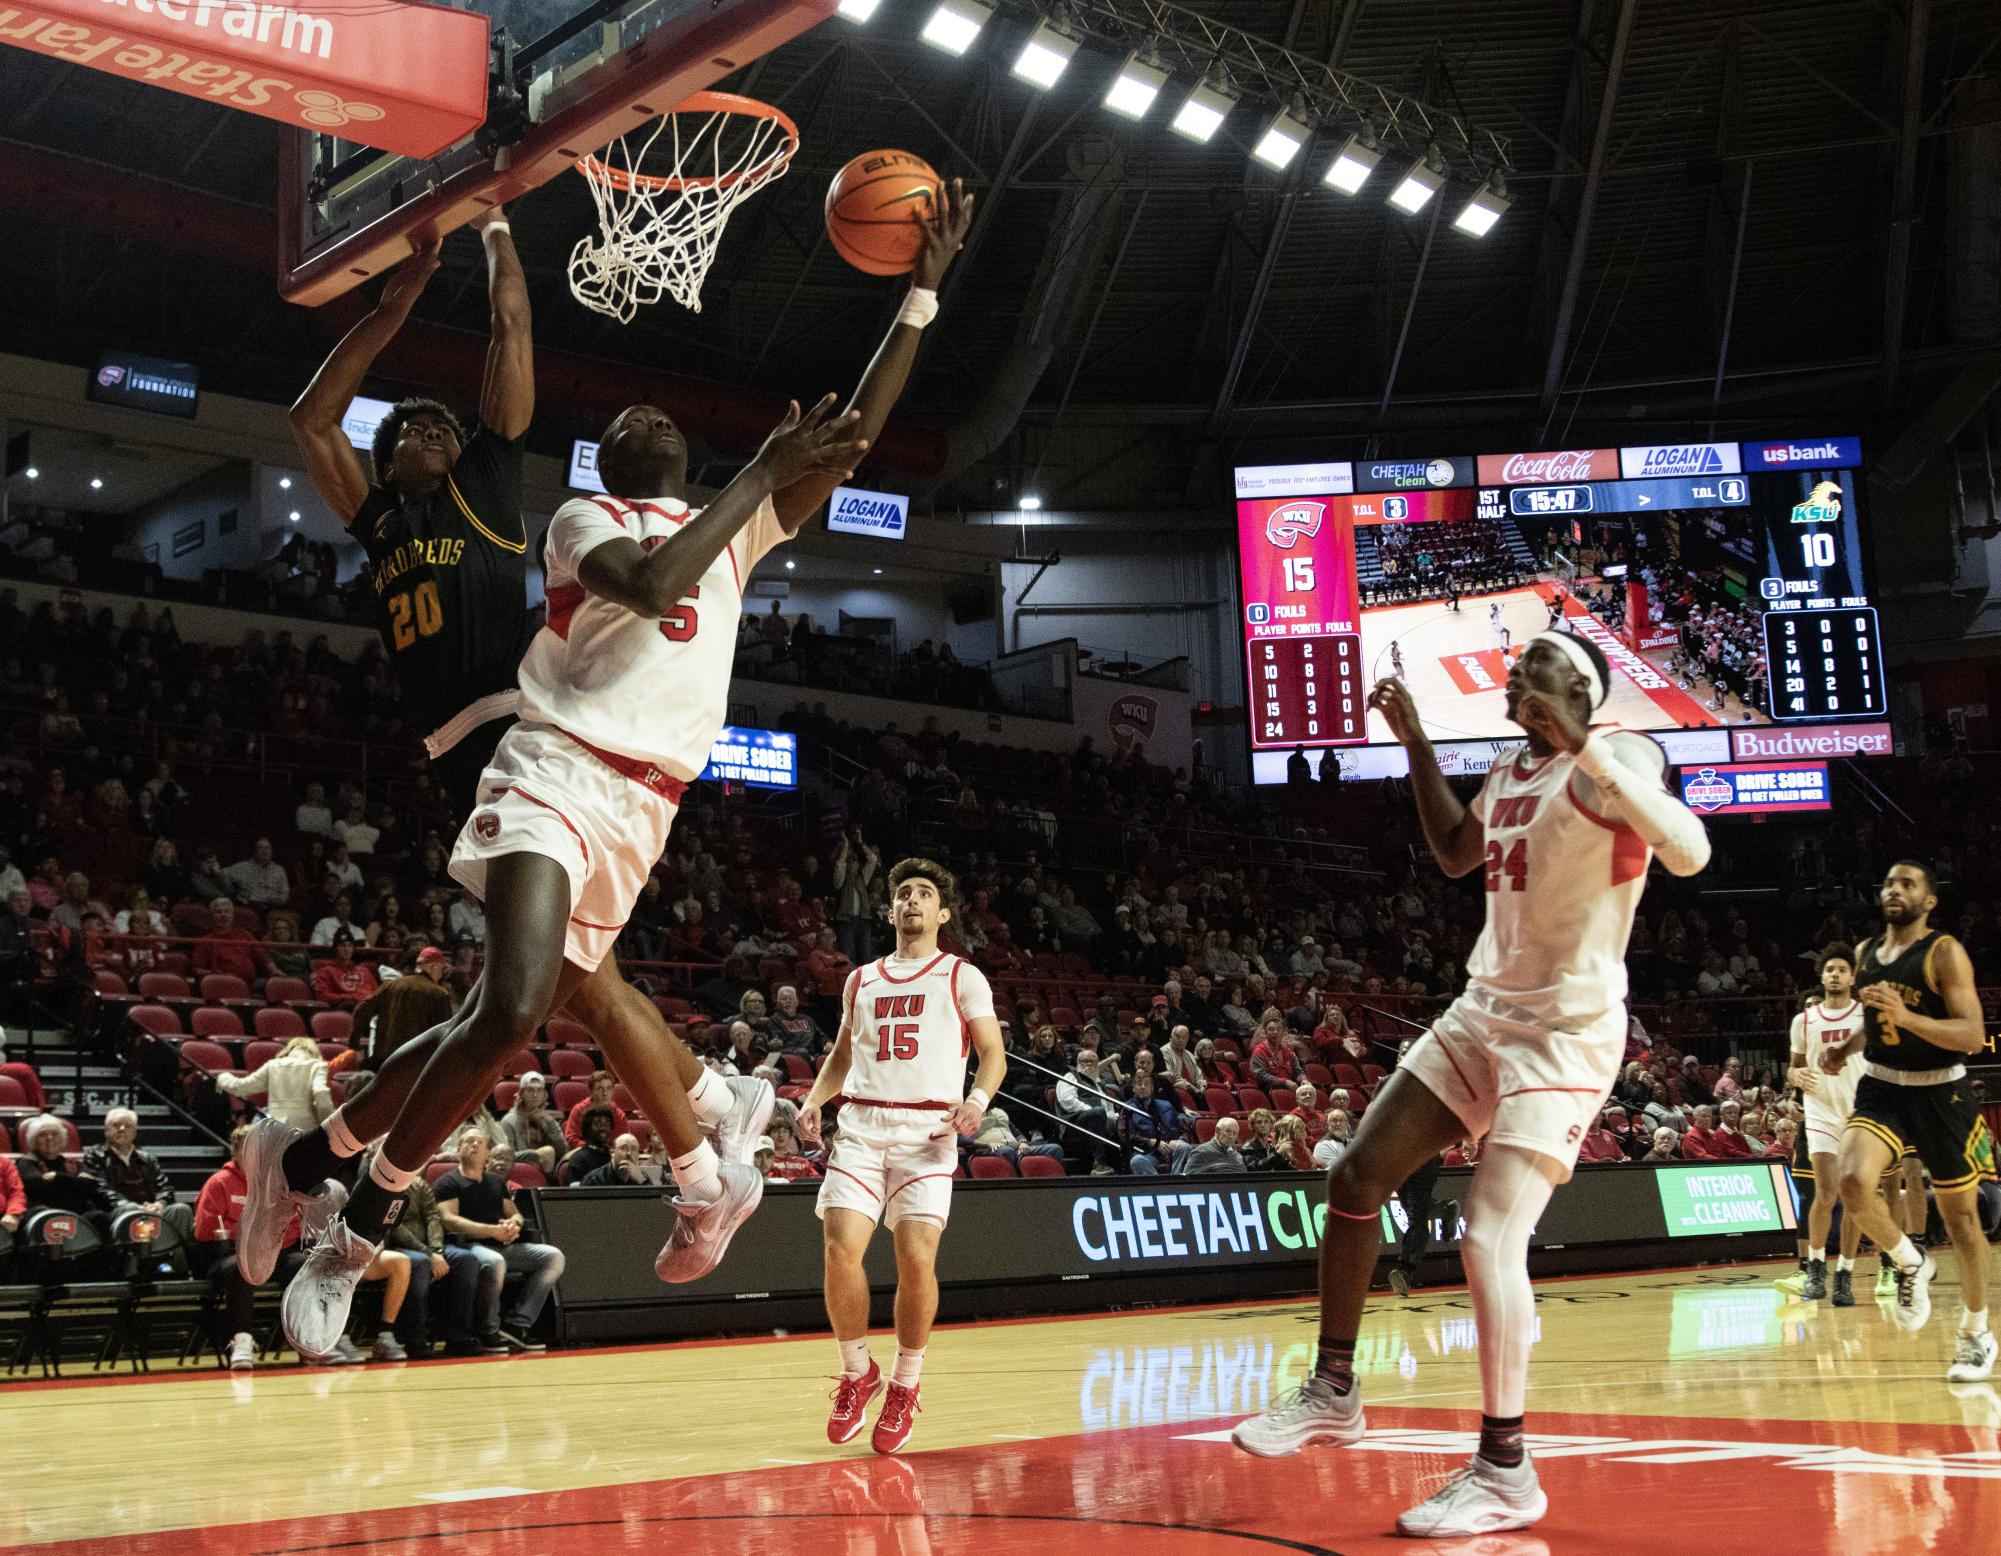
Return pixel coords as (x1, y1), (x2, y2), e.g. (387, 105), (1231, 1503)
(1731, 722), (1892, 761)
(1476, 448), (1621, 485)
(0, 0), (489, 158)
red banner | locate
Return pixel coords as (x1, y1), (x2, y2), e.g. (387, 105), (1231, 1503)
(0, 0), (488, 158)
(1625, 581), (1678, 652)
(1476, 448), (1620, 486)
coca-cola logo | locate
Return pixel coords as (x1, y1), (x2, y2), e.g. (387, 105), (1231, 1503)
(1479, 449), (1618, 486)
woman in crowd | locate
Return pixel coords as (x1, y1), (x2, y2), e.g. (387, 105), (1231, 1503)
(216, 1036), (331, 1132)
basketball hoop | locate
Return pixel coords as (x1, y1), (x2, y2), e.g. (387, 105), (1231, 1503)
(569, 91), (799, 322)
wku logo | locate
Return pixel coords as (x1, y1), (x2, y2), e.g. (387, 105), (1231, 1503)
(873, 994), (929, 1020)
(1110, 694), (1159, 755)
(1264, 502), (1325, 549)
(473, 811), (501, 841)
(1488, 796), (1541, 828)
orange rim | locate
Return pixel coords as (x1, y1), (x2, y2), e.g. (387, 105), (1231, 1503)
(578, 91), (800, 193)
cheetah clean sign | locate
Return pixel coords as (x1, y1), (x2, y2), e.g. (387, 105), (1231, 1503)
(0, 0), (488, 157)
(826, 485), (909, 541)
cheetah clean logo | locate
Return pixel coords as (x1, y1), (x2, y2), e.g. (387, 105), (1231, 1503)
(1264, 502), (1325, 549)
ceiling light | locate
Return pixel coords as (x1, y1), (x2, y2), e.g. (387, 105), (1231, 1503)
(22, 467), (36, 480)
(1104, 52), (1168, 119)
(1012, 20), (1077, 89)
(1453, 177), (1511, 237)
(289, 510), (301, 522)
(1387, 150), (1444, 214)
(873, 567), (884, 575)
(1170, 77), (1237, 143)
(920, 0), (992, 56)
(279, 476), (292, 489)
(1252, 109), (1310, 172)
(784, 559), (796, 570)
(835, 0), (881, 19)
(90, 478), (103, 490)
(1019, 495), (1043, 511)
(1322, 132), (1382, 194)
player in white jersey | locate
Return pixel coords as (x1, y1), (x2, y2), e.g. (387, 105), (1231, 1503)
(1234, 630), (1711, 1538)
(799, 856), (1006, 1455)
(1778, 949), (1868, 1304)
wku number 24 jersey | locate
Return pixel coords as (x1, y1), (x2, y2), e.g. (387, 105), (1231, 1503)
(840, 952), (996, 1104)
(522, 492), (790, 780)
(1463, 735), (1660, 1025)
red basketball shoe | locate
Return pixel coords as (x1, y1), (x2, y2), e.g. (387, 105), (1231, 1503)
(827, 1361), (884, 1445)
(872, 1380), (921, 1455)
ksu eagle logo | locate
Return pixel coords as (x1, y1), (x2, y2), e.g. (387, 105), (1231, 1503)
(1265, 502), (1325, 549)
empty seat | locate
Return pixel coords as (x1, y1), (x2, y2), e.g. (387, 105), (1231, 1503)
(168, 904), (210, 938)
(544, 1016), (594, 1049)
(127, 1005), (183, 1039)
(493, 1080), (521, 1113)
(311, 1011), (353, 1043)
(424, 1161), (456, 1185)
(611, 1084), (636, 1114)
(0, 1077), (25, 1109)
(137, 972), (191, 1002)
(1302, 1063), (1334, 1089)
(508, 1163), (548, 1190)
(969, 1156), (1017, 1179)
(190, 1008), (244, 1039)
(1270, 1086), (1298, 1112)
(200, 973), (251, 1004)
(547, 1049), (595, 1080)
(179, 1040), (237, 1077)
(503, 1049), (540, 1079)
(1204, 1086), (1237, 1116)
(93, 969), (131, 998)
(253, 1007), (307, 1040)
(1020, 1154), (1066, 1178)
(1195, 1117), (1218, 1143)
(265, 976), (314, 1006)
(1332, 1063), (1365, 1089)
(242, 1040), (282, 1072)
(554, 1081), (587, 1112)
(1238, 1087), (1272, 1114)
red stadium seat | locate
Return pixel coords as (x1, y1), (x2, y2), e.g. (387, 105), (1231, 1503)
(318, 1042), (350, 1063)
(265, 977), (314, 1006)
(157, 952), (192, 977)
(137, 971), (191, 1002)
(168, 904), (210, 938)
(1020, 1154), (1066, 1177)
(0, 1121), (12, 1153)
(493, 1080), (521, 1112)
(508, 1163), (548, 1190)
(191, 1007), (244, 1039)
(424, 1161), (456, 1185)
(1195, 1117), (1218, 1143)
(1238, 1087), (1272, 1114)
(311, 1011), (353, 1043)
(1361, 1064), (1387, 1087)
(1302, 1063), (1334, 1090)
(969, 1156), (1017, 1179)
(200, 973), (251, 1004)
(612, 1084), (636, 1114)
(254, 1007), (307, 1039)
(654, 996), (695, 1020)
(93, 969), (130, 998)
(545, 1016), (594, 1049)
(180, 1040), (237, 1077)
(782, 1054), (814, 1084)
(127, 1005), (183, 1039)
(1213, 1039), (1244, 1063)
(547, 1049), (595, 1080)
(1332, 1063), (1365, 1089)
(1204, 1086), (1236, 1116)
(1270, 1086), (1298, 1112)
(0, 1077), (26, 1109)
(242, 1040), (281, 1071)
(1049, 1006), (1083, 1032)
(503, 1049), (541, 1079)
(554, 1081), (587, 1112)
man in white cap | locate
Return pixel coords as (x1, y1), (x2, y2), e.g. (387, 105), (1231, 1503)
(1233, 630), (1711, 1538)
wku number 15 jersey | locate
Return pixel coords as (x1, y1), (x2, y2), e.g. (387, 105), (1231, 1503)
(522, 492), (791, 781)
(840, 952), (996, 1105)
(1464, 735), (1661, 1025)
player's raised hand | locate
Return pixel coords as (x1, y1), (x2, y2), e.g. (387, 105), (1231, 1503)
(378, 239), (441, 317)
(1515, 687), (1590, 755)
(910, 178), (974, 292)
(755, 394), (869, 488)
(797, 1101), (824, 1149)
(1367, 677), (1426, 748)
(937, 1098), (983, 1141)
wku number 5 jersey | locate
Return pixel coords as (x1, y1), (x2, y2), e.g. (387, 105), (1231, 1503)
(1463, 735), (1660, 1025)
(840, 952), (996, 1104)
(521, 493), (790, 780)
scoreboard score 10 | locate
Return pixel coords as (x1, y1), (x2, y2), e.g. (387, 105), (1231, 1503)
(1252, 635), (1366, 746)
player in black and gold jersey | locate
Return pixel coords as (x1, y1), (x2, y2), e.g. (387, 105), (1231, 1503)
(287, 211), (534, 813)
(1830, 860), (1996, 1381)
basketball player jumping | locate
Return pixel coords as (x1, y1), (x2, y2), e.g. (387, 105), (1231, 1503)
(1832, 861), (1997, 1381)
(798, 857), (1006, 1455)
(1779, 949), (1866, 1304)
(1234, 631), (1711, 1537)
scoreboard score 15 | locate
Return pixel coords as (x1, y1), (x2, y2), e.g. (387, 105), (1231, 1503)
(1237, 496), (1368, 750)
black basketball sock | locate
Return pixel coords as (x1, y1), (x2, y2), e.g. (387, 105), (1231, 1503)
(282, 1129), (346, 1194)
(1314, 1335), (1356, 1394)
(1479, 1413), (1525, 1469)
(342, 1176), (406, 1242)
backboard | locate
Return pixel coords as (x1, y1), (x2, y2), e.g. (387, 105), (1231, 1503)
(278, 0), (835, 306)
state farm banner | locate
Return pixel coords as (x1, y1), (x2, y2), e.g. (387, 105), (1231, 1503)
(1476, 448), (1620, 486)
(0, 0), (488, 158)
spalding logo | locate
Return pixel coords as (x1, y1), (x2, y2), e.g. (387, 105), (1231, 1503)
(1265, 502), (1325, 549)
(474, 811), (501, 841)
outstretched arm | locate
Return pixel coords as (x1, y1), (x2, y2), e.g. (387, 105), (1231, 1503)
(770, 180), (973, 533)
(289, 242), (440, 526)
(1568, 731), (1711, 877)
(1368, 678), (1484, 877)
(473, 208), (534, 439)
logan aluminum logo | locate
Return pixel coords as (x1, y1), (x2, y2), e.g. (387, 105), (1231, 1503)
(827, 484), (908, 540)
(1621, 443), (1739, 479)
(1264, 502), (1324, 549)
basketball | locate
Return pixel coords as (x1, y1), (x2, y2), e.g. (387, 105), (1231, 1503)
(824, 150), (940, 276)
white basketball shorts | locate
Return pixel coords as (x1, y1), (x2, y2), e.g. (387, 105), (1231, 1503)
(448, 722), (678, 972)
(1803, 1075), (1861, 1159)
(816, 1104), (957, 1230)
(1399, 983), (1626, 1180)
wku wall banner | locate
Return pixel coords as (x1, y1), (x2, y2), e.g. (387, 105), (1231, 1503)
(0, 0), (489, 157)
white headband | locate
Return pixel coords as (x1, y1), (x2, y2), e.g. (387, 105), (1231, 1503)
(1531, 630), (1606, 709)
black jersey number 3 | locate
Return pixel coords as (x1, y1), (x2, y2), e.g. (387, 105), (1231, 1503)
(388, 580), (444, 652)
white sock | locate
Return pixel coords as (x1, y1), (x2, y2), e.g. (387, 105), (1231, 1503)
(1888, 1235), (1924, 1272)
(1962, 1308), (1989, 1337)
(369, 1152), (417, 1194)
(1808, 1247), (1825, 1265)
(892, 1346), (925, 1387)
(1835, 1256), (1854, 1273)
(838, 1336), (871, 1377)
(687, 1068), (733, 1128)
(671, 1139), (722, 1203)
(326, 1109), (367, 1157)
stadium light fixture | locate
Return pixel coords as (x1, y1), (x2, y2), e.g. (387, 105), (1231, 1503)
(90, 477), (103, 489)
(873, 567), (885, 575)
(785, 558), (797, 571)
(289, 510), (301, 522)
(1322, 131), (1381, 194)
(1019, 495), (1044, 511)
(836, 0), (881, 20)
(1252, 108), (1310, 172)
(1386, 148), (1444, 214)
(1104, 52), (1168, 119)
(278, 475), (292, 489)
(1170, 75), (1237, 143)
(920, 0), (993, 55)
(22, 467), (36, 479)
(1453, 176), (1510, 237)
(1012, 20), (1077, 89)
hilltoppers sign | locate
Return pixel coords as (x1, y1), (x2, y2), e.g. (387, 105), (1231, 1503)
(0, 0), (488, 157)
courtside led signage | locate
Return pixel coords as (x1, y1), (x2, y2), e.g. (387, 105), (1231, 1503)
(701, 726), (797, 789)
(88, 352), (198, 419)
(1655, 1164), (1791, 1238)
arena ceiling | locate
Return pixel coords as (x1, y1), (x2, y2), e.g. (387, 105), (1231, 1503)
(2, 0), (1998, 517)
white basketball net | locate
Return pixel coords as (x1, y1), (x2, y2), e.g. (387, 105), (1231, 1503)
(568, 95), (798, 322)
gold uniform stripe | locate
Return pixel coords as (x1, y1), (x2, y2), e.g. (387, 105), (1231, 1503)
(449, 475), (526, 554)
(1843, 1115), (1908, 1159)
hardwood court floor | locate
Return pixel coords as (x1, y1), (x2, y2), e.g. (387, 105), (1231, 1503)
(3, 1254), (1998, 1553)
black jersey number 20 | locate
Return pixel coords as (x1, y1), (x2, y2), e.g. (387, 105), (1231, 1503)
(388, 580), (444, 651)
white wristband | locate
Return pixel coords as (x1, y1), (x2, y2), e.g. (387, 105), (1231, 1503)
(897, 288), (939, 329)
(966, 1087), (990, 1113)
(480, 220), (512, 239)
(1572, 731), (1622, 787)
